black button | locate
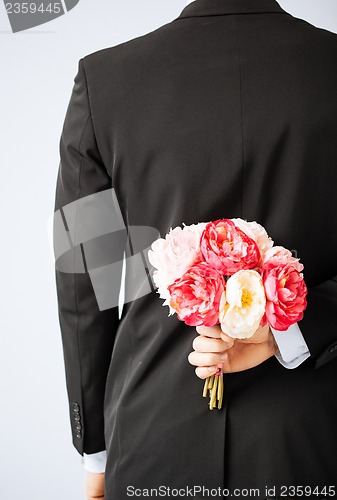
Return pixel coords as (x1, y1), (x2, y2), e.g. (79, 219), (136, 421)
(72, 403), (80, 412)
(75, 423), (82, 431)
(329, 344), (337, 353)
(75, 432), (81, 439)
(74, 414), (81, 422)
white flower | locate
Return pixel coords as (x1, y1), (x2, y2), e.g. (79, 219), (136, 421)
(231, 218), (274, 256)
(148, 222), (208, 314)
(219, 269), (266, 338)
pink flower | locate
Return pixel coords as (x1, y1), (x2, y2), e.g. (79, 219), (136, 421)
(231, 218), (274, 256)
(200, 219), (260, 276)
(262, 245), (303, 273)
(167, 262), (225, 326)
(263, 263), (308, 330)
(148, 222), (207, 313)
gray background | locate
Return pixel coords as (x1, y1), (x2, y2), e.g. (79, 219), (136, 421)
(0, 1), (336, 498)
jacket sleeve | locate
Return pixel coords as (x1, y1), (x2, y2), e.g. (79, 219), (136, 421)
(53, 57), (126, 455)
(298, 275), (337, 370)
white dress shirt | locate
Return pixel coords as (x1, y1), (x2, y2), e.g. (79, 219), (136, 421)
(81, 0), (310, 472)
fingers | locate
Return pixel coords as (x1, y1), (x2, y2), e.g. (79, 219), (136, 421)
(188, 325), (234, 379)
(190, 325), (235, 379)
(188, 349), (229, 370)
(189, 329), (235, 378)
(192, 334), (234, 353)
(195, 365), (223, 379)
(196, 324), (233, 344)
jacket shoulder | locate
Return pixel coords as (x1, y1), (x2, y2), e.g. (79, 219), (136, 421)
(80, 19), (178, 75)
(288, 13), (337, 44)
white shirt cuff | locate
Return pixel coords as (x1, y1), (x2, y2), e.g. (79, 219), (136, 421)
(271, 323), (311, 369)
(81, 450), (107, 473)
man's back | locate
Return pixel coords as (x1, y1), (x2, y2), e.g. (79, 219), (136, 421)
(83, 0), (337, 287)
(54, 1), (337, 498)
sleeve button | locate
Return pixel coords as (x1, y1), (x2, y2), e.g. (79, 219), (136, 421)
(329, 344), (337, 353)
(72, 402), (80, 412)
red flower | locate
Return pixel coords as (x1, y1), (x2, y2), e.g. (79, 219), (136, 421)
(200, 219), (260, 276)
(167, 261), (225, 327)
(263, 263), (308, 330)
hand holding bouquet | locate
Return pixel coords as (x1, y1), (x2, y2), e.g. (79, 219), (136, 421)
(148, 218), (307, 410)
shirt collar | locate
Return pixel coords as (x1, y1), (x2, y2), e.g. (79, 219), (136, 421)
(176, 0), (288, 20)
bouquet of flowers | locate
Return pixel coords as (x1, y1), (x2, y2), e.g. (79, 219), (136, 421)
(148, 218), (308, 410)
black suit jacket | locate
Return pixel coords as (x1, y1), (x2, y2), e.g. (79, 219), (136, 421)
(54, 0), (337, 498)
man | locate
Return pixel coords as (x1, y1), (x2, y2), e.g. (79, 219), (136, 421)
(54, 0), (337, 499)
